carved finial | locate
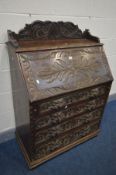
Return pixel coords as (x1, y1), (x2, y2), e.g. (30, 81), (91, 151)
(83, 29), (100, 43)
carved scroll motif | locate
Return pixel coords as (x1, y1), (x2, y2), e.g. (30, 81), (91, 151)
(18, 47), (112, 101)
(8, 20), (100, 46)
(35, 121), (99, 159)
(34, 97), (105, 144)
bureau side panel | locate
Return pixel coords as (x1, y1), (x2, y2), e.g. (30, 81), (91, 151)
(7, 43), (32, 158)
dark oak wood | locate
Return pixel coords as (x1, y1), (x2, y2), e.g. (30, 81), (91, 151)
(8, 21), (100, 47)
(7, 20), (113, 169)
(16, 129), (100, 169)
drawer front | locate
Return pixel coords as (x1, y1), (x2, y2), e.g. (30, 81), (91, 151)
(34, 120), (99, 159)
(35, 109), (102, 144)
(39, 83), (110, 114)
(36, 96), (106, 130)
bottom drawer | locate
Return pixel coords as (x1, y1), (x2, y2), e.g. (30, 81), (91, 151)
(34, 120), (100, 159)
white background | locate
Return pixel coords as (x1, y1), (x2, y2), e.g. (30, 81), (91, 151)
(0, 0), (116, 134)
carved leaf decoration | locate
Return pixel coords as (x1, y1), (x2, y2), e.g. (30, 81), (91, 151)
(18, 47), (113, 101)
(20, 49), (108, 88)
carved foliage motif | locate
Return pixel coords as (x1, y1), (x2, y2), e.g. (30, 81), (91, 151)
(18, 47), (112, 101)
(35, 109), (102, 145)
(8, 20), (99, 42)
(39, 84), (110, 114)
(35, 121), (99, 159)
(36, 95), (106, 131)
(34, 97), (105, 144)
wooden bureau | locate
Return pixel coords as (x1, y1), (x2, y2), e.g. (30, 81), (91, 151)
(7, 21), (113, 168)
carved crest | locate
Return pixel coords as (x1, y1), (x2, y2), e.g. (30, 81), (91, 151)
(8, 20), (100, 47)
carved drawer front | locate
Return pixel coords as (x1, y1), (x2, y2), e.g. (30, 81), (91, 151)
(35, 109), (102, 145)
(34, 120), (99, 159)
(39, 83), (110, 115)
(35, 94), (107, 130)
(34, 96), (106, 145)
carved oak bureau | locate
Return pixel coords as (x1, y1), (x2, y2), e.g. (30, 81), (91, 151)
(7, 21), (113, 168)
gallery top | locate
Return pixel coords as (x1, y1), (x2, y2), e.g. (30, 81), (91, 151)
(7, 21), (113, 102)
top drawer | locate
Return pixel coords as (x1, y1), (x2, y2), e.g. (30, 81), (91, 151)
(39, 83), (110, 115)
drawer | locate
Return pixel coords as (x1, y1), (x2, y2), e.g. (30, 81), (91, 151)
(39, 83), (110, 114)
(35, 109), (102, 144)
(34, 120), (99, 159)
(36, 96), (106, 130)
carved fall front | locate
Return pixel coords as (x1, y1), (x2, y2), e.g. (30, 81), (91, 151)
(18, 47), (112, 102)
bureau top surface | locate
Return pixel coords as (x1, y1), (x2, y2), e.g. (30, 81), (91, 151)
(15, 39), (102, 52)
(17, 45), (113, 102)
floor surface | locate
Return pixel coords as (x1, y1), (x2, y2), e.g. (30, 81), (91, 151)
(0, 100), (116, 175)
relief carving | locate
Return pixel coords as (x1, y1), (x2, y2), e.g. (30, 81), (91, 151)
(18, 47), (112, 101)
(8, 21), (99, 46)
(34, 97), (105, 144)
(39, 84), (110, 114)
(35, 122), (99, 159)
